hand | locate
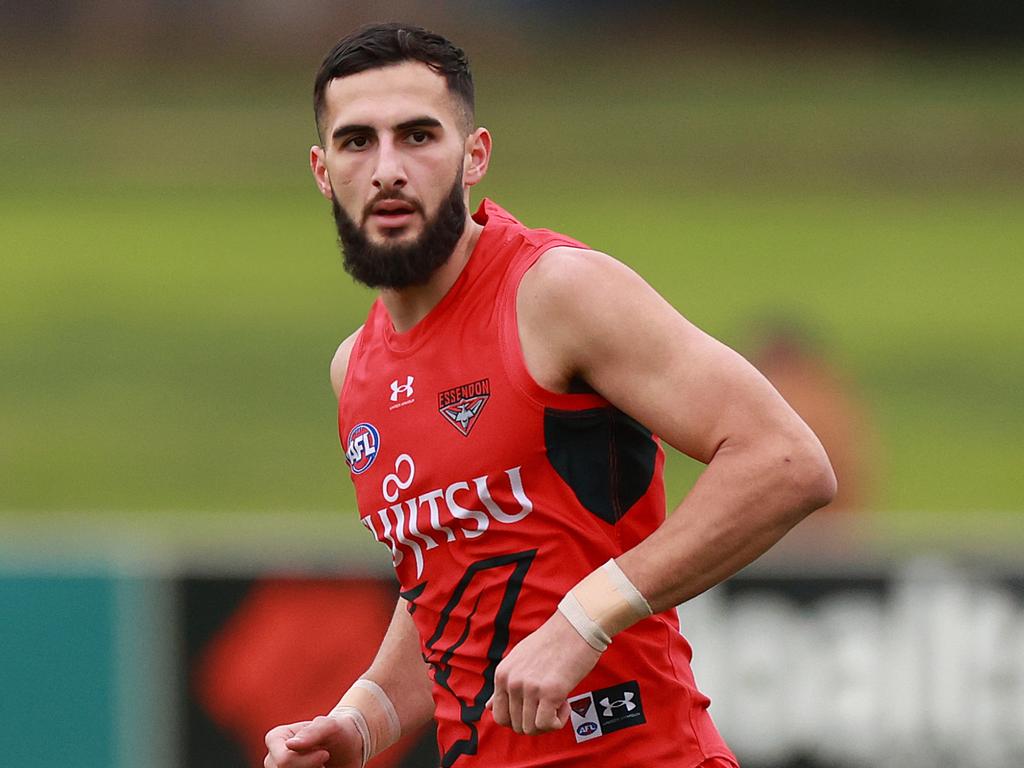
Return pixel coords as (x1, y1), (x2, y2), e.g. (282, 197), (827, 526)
(486, 610), (602, 735)
(264, 715), (364, 768)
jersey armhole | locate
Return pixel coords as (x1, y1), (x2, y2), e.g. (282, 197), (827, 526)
(337, 320), (370, 412)
(497, 242), (610, 410)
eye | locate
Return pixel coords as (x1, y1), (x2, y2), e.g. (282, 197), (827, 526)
(343, 135), (371, 150)
(406, 130), (431, 145)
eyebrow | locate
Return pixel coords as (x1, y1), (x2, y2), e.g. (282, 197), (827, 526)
(331, 116), (443, 143)
(332, 123), (372, 142)
(395, 116), (442, 132)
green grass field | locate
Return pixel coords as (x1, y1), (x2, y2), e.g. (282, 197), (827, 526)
(2, 50), (1022, 546)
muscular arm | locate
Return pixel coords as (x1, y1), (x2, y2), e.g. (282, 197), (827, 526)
(517, 246), (837, 611)
(363, 598), (436, 732)
(488, 247), (835, 736)
(332, 326), (434, 729)
(516, 249), (835, 610)
(266, 598), (435, 768)
(267, 332), (434, 767)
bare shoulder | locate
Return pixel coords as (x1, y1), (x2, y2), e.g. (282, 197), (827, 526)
(520, 245), (636, 301)
(516, 246), (651, 393)
(330, 325), (365, 400)
(519, 245), (664, 329)
(517, 246), (679, 388)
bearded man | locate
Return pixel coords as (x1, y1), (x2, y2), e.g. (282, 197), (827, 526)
(264, 22), (835, 768)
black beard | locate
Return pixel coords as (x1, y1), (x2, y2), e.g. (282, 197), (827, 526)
(332, 173), (467, 289)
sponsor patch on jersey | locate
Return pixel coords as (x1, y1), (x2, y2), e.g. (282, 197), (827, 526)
(568, 692), (602, 742)
(437, 378), (490, 436)
(568, 681), (645, 743)
(345, 422), (380, 474)
(389, 375), (416, 410)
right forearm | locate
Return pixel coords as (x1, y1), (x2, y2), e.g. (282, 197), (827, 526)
(359, 598), (436, 734)
(266, 603), (432, 767)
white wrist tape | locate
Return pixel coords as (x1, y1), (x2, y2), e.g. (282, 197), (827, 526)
(328, 706), (371, 767)
(557, 558), (653, 652)
(328, 678), (401, 767)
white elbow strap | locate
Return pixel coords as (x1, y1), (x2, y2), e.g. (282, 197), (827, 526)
(557, 558), (653, 652)
(328, 678), (401, 766)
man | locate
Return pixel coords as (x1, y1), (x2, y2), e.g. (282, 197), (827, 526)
(265, 23), (835, 768)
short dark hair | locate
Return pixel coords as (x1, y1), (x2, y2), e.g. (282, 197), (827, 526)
(313, 23), (475, 140)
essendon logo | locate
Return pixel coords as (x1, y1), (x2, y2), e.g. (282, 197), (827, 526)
(438, 378), (490, 437)
(570, 698), (594, 718)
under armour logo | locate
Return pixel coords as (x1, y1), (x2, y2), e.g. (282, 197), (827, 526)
(599, 692), (636, 717)
(390, 376), (414, 402)
(569, 681), (644, 743)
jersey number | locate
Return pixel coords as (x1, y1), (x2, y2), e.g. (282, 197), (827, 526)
(422, 549), (536, 767)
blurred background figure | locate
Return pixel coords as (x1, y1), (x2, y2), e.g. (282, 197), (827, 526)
(748, 317), (876, 514)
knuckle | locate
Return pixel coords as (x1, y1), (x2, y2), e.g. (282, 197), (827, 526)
(264, 726), (285, 749)
(312, 715), (335, 733)
(541, 682), (563, 700)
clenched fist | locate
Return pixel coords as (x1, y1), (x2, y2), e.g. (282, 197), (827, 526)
(487, 610), (602, 735)
(264, 714), (363, 768)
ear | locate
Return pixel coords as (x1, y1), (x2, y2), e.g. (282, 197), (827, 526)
(310, 145), (334, 201)
(463, 127), (492, 188)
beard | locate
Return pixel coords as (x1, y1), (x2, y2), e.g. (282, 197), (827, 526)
(331, 171), (467, 289)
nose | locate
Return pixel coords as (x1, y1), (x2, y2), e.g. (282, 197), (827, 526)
(371, 137), (407, 192)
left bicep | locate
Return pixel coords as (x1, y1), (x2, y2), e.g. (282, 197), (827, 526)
(529, 248), (808, 463)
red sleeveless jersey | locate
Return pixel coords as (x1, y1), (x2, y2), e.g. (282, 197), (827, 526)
(338, 200), (735, 768)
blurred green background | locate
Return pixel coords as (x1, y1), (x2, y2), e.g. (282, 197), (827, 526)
(2, 3), (1022, 552)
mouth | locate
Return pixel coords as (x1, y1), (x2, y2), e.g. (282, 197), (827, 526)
(368, 199), (419, 229)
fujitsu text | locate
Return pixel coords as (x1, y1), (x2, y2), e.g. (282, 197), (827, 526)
(361, 454), (533, 577)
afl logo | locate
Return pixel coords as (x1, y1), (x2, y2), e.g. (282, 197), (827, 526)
(576, 722), (598, 737)
(346, 423), (380, 474)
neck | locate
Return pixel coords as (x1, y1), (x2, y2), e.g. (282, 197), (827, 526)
(379, 212), (484, 334)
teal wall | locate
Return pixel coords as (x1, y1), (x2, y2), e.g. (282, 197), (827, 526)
(0, 575), (116, 767)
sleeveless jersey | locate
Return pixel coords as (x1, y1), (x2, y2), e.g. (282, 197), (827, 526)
(338, 199), (735, 768)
